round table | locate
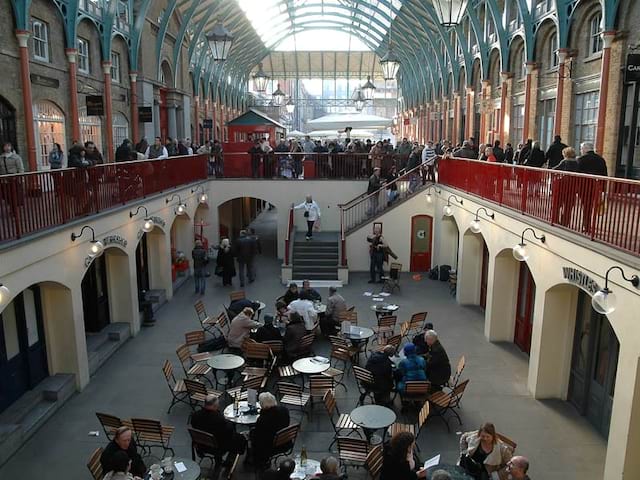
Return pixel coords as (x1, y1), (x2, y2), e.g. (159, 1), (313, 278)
(426, 464), (474, 480)
(342, 326), (375, 360)
(224, 400), (261, 425)
(370, 303), (400, 319)
(293, 357), (330, 375)
(255, 301), (267, 320)
(349, 405), (396, 445)
(146, 457), (200, 480)
(290, 458), (321, 479)
(207, 354), (245, 387)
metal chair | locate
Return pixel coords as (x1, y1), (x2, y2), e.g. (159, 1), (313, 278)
(446, 355), (466, 391)
(380, 263), (401, 294)
(299, 333), (316, 357)
(309, 375), (334, 407)
(195, 300), (217, 335)
(243, 340), (273, 368)
(372, 334), (401, 353)
(162, 360), (190, 413)
(130, 417), (175, 458)
(262, 339), (283, 358)
(352, 365), (375, 406)
(321, 347), (350, 392)
(388, 401), (430, 451)
(229, 290), (246, 302)
(185, 330), (213, 362)
(87, 447), (103, 480)
(269, 423), (301, 466)
(400, 381), (431, 408)
(406, 312), (428, 340)
(323, 390), (361, 449)
(187, 427), (224, 469)
(365, 444), (384, 480)
(336, 437), (369, 472)
(226, 373), (267, 402)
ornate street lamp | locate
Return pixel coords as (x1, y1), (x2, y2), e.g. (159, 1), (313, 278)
(272, 83), (286, 106)
(432, 0), (469, 28)
(353, 88), (366, 111)
(252, 63), (269, 92)
(206, 19), (234, 62)
(285, 98), (295, 114)
(380, 49), (401, 80)
(361, 76), (376, 101)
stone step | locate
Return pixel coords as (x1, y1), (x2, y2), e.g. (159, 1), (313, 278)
(293, 258), (338, 266)
(293, 265), (339, 273)
(291, 271), (340, 280)
(87, 322), (131, 377)
(293, 243), (338, 250)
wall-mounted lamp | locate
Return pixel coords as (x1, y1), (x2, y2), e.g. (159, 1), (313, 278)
(166, 194), (187, 215)
(425, 187), (442, 204)
(0, 283), (10, 308)
(71, 225), (104, 258)
(469, 207), (495, 234)
(513, 227), (546, 262)
(443, 194), (463, 217)
(191, 185), (208, 204)
(129, 205), (155, 233)
(592, 266), (639, 315)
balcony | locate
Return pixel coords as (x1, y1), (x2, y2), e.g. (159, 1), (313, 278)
(0, 155), (207, 246)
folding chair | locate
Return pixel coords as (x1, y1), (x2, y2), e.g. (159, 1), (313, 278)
(187, 427), (224, 468)
(195, 300), (217, 335)
(400, 381), (431, 408)
(262, 339), (283, 358)
(339, 310), (358, 325)
(321, 347), (350, 392)
(226, 373), (267, 402)
(323, 390), (361, 449)
(87, 447), (103, 480)
(380, 263), (401, 294)
(405, 312), (428, 340)
(243, 341), (273, 368)
(336, 437), (369, 472)
(229, 290), (246, 302)
(372, 334), (401, 353)
(427, 379), (469, 432)
(130, 417), (175, 458)
(352, 365), (375, 406)
(243, 353), (277, 380)
(309, 375), (334, 407)
(388, 402), (430, 451)
(365, 444), (384, 480)
(162, 360), (190, 413)
(185, 330), (213, 362)
(95, 412), (125, 440)
(373, 315), (397, 343)
(446, 355), (466, 391)
(225, 452), (240, 479)
(176, 344), (213, 386)
(299, 333), (316, 357)
(277, 381), (310, 413)
(269, 423), (301, 466)
(184, 378), (221, 411)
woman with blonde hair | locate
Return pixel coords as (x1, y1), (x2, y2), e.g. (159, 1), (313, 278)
(459, 422), (513, 480)
(216, 238), (236, 286)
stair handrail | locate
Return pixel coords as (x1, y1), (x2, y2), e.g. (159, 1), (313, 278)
(284, 206), (295, 266)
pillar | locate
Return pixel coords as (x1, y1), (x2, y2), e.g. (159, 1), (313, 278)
(595, 32), (616, 155)
(193, 97), (200, 145)
(153, 100), (161, 138)
(220, 104), (225, 141)
(499, 73), (511, 144)
(465, 87), (474, 139)
(168, 104), (177, 139)
(129, 72), (139, 144)
(452, 93), (461, 145)
(480, 80), (491, 143)
(102, 61), (114, 162)
(553, 50), (568, 137)
(443, 100), (450, 142)
(522, 62), (535, 144)
(16, 30), (37, 171)
(65, 49), (81, 143)
(203, 99), (209, 142)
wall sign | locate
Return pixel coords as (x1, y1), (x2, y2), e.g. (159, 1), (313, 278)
(30, 74), (59, 88)
(102, 235), (128, 249)
(86, 95), (104, 116)
(150, 216), (165, 228)
(625, 54), (640, 83)
(562, 267), (601, 295)
(138, 106), (153, 123)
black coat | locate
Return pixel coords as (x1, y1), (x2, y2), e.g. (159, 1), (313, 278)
(365, 351), (394, 393)
(545, 140), (567, 169)
(411, 333), (428, 355)
(504, 146), (514, 164)
(524, 148), (545, 168)
(380, 447), (418, 480)
(553, 158), (579, 172)
(283, 317), (307, 359)
(100, 439), (146, 477)
(115, 144), (135, 162)
(282, 289), (299, 305)
(425, 340), (451, 387)
(251, 405), (290, 462)
(578, 151), (608, 176)
(235, 236), (258, 262)
(255, 325), (282, 342)
(191, 408), (234, 443)
(493, 146), (505, 163)
(216, 248), (236, 277)
(453, 147), (477, 159)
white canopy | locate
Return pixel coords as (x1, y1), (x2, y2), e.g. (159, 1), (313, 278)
(305, 113), (393, 131)
(306, 129), (391, 140)
(286, 129), (307, 138)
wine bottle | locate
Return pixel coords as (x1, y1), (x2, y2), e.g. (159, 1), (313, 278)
(300, 445), (307, 466)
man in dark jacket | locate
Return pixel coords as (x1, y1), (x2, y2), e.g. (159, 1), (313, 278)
(523, 141), (545, 167)
(453, 141), (476, 159)
(192, 240), (208, 295)
(411, 323), (435, 355)
(519, 139), (533, 164)
(577, 142), (608, 232)
(248, 140), (262, 178)
(504, 143), (514, 164)
(254, 315), (282, 342)
(262, 458), (296, 480)
(235, 230), (258, 287)
(250, 392), (290, 466)
(115, 139), (136, 162)
(191, 395), (246, 464)
(577, 142), (608, 176)
(493, 140), (505, 163)
(100, 426), (146, 477)
(301, 279), (321, 302)
(423, 330), (451, 390)
(545, 135), (567, 169)
(283, 312), (307, 360)
(84, 141), (104, 165)
(281, 283), (299, 305)
(365, 345), (396, 405)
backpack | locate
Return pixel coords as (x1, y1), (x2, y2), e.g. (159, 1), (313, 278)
(428, 265), (439, 280)
(439, 265), (451, 282)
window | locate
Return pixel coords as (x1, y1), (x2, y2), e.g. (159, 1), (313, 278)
(31, 20), (49, 62)
(111, 52), (121, 83)
(548, 33), (558, 68)
(78, 38), (90, 74)
(512, 102), (525, 144)
(589, 14), (603, 55)
(113, 112), (129, 147)
(574, 91), (599, 150)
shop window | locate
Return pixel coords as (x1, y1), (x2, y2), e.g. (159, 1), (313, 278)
(113, 112), (129, 148)
(511, 102), (524, 144)
(33, 101), (66, 170)
(573, 91), (599, 150)
(588, 14), (603, 55)
(31, 19), (49, 62)
(78, 38), (90, 74)
(111, 52), (121, 83)
(79, 107), (103, 154)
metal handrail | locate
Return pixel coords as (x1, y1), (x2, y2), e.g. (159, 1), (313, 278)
(284, 206), (295, 266)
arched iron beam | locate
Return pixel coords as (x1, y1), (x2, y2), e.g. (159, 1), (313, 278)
(130, 0), (154, 71)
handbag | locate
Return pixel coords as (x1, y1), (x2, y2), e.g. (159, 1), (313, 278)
(304, 210), (309, 218)
(460, 454), (484, 479)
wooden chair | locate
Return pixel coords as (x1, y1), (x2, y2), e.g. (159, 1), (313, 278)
(496, 433), (518, 452)
(400, 381), (431, 407)
(321, 347), (350, 392)
(185, 330), (213, 362)
(427, 379), (470, 432)
(215, 311), (230, 335)
(188, 427), (224, 468)
(176, 344), (213, 385)
(269, 423), (301, 465)
(309, 375), (334, 405)
(448, 271), (457, 296)
(277, 363), (298, 380)
(339, 310), (358, 325)
(262, 339), (283, 358)
(336, 436), (369, 471)
(184, 378), (221, 410)
(406, 312), (428, 340)
(95, 412), (124, 440)
(446, 355), (466, 391)
(130, 417), (175, 458)
(328, 335), (359, 360)
(365, 444), (384, 480)
(226, 373), (267, 401)
(243, 353), (277, 380)
(195, 300), (217, 335)
(373, 315), (397, 345)
(352, 365), (375, 406)
(399, 321), (409, 340)
(323, 390), (361, 449)
(87, 447), (103, 480)
(277, 381), (310, 413)
(380, 263), (402, 294)
(372, 334), (401, 353)
(162, 360), (190, 413)
(229, 290), (246, 302)
(243, 341), (273, 368)
(299, 333), (316, 357)
(388, 401), (430, 451)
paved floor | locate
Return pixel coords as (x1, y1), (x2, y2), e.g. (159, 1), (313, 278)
(0, 217), (606, 479)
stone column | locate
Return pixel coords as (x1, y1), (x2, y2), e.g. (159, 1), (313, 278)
(452, 93), (461, 145)
(553, 50), (569, 137)
(101, 61), (114, 162)
(167, 103), (177, 139)
(465, 87), (474, 139)
(193, 97), (200, 145)
(499, 73), (512, 144)
(129, 72), (139, 144)
(480, 80), (491, 142)
(16, 30), (37, 170)
(65, 49), (81, 143)
(153, 99), (161, 138)
(522, 62), (536, 144)
(595, 32), (616, 155)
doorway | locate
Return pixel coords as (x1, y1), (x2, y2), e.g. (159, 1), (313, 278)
(81, 255), (110, 333)
(514, 262), (536, 353)
(410, 215), (433, 271)
(0, 286), (48, 413)
(479, 242), (489, 310)
(136, 233), (150, 310)
(568, 290), (619, 437)
(616, 81), (640, 179)
(0, 95), (17, 152)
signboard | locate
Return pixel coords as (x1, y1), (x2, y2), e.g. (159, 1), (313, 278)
(562, 267), (601, 295)
(86, 95), (104, 116)
(625, 54), (640, 83)
(203, 118), (213, 129)
(138, 106), (152, 123)
(30, 74), (59, 88)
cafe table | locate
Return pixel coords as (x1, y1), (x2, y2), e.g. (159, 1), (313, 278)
(207, 353), (245, 387)
(224, 400), (261, 426)
(349, 404), (396, 445)
(146, 457), (200, 480)
(293, 357), (330, 375)
(313, 302), (327, 314)
(342, 326), (374, 359)
(290, 457), (321, 479)
(370, 303), (400, 319)
(426, 464), (474, 480)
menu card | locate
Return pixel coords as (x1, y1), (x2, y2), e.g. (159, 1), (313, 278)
(247, 388), (257, 406)
(424, 454), (440, 469)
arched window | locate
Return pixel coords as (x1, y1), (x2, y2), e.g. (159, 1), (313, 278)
(33, 101), (65, 170)
(588, 14), (603, 55)
(79, 107), (103, 153)
(548, 32), (558, 68)
(113, 112), (129, 147)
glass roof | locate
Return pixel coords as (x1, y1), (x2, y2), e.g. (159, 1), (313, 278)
(236, 0), (403, 51)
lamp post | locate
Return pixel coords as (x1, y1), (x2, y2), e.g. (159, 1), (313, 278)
(71, 225), (104, 259)
(512, 227), (546, 262)
(206, 20), (234, 62)
(380, 49), (401, 81)
(252, 63), (269, 92)
(432, 0), (469, 28)
(592, 266), (640, 315)
(285, 98), (295, 114)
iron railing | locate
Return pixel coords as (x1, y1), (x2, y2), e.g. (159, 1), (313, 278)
(284, 206), (295, 266)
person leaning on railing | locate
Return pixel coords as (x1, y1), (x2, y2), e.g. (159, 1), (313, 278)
(0, 142), (24, 175)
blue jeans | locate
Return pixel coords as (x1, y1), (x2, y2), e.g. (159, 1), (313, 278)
(194, 269), (206, 294)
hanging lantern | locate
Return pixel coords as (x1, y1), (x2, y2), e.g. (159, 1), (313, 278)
(353, 89), (366, 111)
(272, 83), (286, 106)
(206, 20), (234, 62)
(253, 63), (269, 92)
(432, 0), (469, 27)
(361, 76), (376, 101)
(142, 218), (155, 233)
(380, 49), (401, 80)
(285, 98), (295, 114)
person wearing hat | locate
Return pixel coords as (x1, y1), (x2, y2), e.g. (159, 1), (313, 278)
(396, 343), (426, 392)
(254, 315), (282, 342)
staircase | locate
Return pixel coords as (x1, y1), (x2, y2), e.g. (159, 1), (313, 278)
(291, 231), (340, 281)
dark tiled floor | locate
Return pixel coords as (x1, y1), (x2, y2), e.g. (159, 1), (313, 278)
(0, 251), (606, 479)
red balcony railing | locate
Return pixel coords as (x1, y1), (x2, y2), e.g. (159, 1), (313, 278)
(438, 157), (640, 255)
(0, 155), (208, 244)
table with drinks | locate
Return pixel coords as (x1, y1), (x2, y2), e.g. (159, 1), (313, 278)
(291, 447), (320, 480)
(146, 457), (200, 480)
